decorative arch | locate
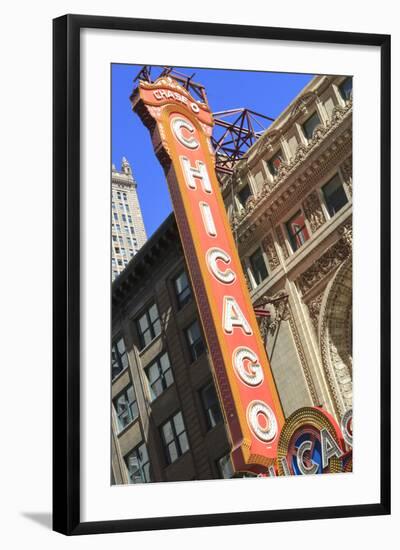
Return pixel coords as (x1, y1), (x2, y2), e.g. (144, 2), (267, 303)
(318, 257), (352, 417)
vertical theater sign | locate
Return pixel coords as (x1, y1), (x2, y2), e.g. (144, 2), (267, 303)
(131, 76), (350, 476)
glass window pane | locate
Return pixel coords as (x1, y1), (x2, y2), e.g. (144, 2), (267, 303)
(116, 338), (125, 354)
(162, 421), (174, 444)
(237, 184), (252, 206)
(143, 462), (151, 482)
(167, 441), (178, 463)
(142, 329), (152, 347)
(249, 248), (268, 285)
(138, 314), (149, 333)
(303, 112), (320, 140)
(138, 443), (148, 464)
(218, 455), (234, 479)
(152, 319), (162, 337)
(148, 363), (159, 383)
(187, 321), (200, 344)
(127, 385), (135, 403)
(164, 370), (174, 387)
(152, 379), (163, 398)
(120, 353), (129, 370)
(339, 77), (352, 101)
(322, 175), (348, 216)
(286, 211), (310, 251)
(178, 433), (189, 454)
(173, 412), (184, 435)
(130, 401), (139, 420)
(159, 353), (170, 372)
(148, 304), (159, 323)
(267, 149), (283, 176)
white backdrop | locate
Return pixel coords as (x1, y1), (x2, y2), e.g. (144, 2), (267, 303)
(0, 0), (398, 548)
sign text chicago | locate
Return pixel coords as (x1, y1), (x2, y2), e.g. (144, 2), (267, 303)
(131, 77), (284, 472)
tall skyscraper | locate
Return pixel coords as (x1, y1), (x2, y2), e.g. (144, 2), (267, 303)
(112, 157), (147, 281)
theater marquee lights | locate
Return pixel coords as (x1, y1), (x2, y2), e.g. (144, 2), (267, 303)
(131, 77), (285, 472)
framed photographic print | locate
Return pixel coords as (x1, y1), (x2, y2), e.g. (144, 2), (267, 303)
(53, 14), (391, 535)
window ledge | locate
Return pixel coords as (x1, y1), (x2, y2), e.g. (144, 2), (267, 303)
(111, 365), (129, 384)
(137, 332), (163, 357)
(116, 416), (140, 438)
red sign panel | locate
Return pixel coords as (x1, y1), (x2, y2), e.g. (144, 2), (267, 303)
(131, 76), (285, 471)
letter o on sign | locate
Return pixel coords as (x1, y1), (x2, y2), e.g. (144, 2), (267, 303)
(247, 401), (278, 443)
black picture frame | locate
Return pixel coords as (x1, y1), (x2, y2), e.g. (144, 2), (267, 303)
(53, 14), (391, 535)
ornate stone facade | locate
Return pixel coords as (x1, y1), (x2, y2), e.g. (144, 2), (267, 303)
(263, 233), (280, 271)
(302, 190), (326, 233)
(225, 74), (353, 423)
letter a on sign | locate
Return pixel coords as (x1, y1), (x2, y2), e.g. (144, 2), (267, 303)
(131, 76), (284, 472)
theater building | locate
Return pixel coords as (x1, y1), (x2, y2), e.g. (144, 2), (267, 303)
(111, 74), (352, 484)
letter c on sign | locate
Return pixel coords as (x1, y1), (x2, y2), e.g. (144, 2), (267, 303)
(206, 247), (236, 284)
(247, 401), (277, 443)
(171, 117), (199, 150)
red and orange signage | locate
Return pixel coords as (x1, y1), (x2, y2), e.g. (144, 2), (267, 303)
(132, 76), (284, 472)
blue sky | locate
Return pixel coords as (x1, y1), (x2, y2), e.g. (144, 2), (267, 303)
(112, 65), (313, 237)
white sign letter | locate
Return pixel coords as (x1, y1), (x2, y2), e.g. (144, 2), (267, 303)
(200, 202), (217, 237)
(171, 117), (199, 150)
(223, 296), (252, 335)
(180, 156), (212, 194)
(247, 401), (277, 443)
(321, 428), (343, 469)
(206, 247), (236, 284)
(233, 347), (263, 386)
(297, 440), (319, 475)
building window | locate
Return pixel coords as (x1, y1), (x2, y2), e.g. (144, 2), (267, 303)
(185, 320), (205, 362)
(302, 112), (321, 141)
(146, 352), (174, 400)
(128, 215), (133, 223)
(130, 226), (135, 234)
(117, 259), (122, 266)
(174, 270), (192, 309)
(112, 337), (129, 379)
(322, 174), (348, 217)
(286, 211), (310, 252)
(339, 77), (352, 101)
(113, 385), (139, 432)
(119, 236), (124, 244)
(136, 303), (162, 350)
(112, 202), (115, 210)
(125, 203), (130, 211)
(237, 184), (252, 208)
(267, 149), (283, 177)
(116, 224), (121, 231)
(217, 454), (234, 479)
(122, 214), (127, 222)
(161, 411), (189, 465)
(117, 191), (121, 200)
(200, 383), (222, 430)
(249, 247), (268, 286)
(113, 212), (118, 221)
(123, 192), (127, 200)
(125, 443), (151, 484)
(112, 235), (117, 242)
(115, 247), (120, 254)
